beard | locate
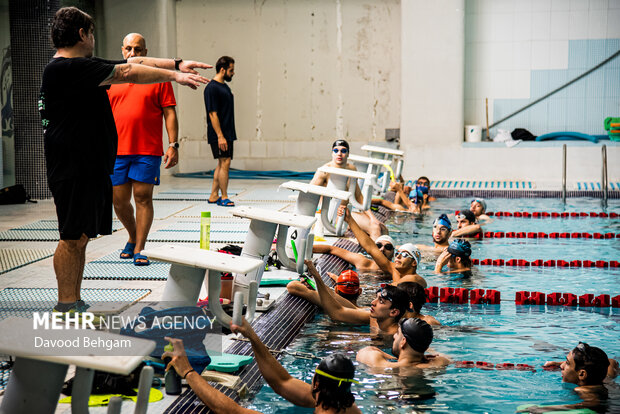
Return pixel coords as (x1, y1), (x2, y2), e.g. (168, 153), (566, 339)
(224, 74), (233, 82)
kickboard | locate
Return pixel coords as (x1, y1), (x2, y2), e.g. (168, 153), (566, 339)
(206, 354), (254, 373)
(260, 276), (297, 286)
(516, 404), (595, 413)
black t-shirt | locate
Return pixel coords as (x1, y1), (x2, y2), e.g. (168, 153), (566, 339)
(203, 80), (236, 144)
(39, 57), (124, 182)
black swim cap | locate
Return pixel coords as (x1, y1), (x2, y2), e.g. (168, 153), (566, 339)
(447, 239), (472, 258)
(400, 318), (433, 353)
(456, 209), (476, 223)
(316, 353), (356, 387)
(332, 139), (350, 150)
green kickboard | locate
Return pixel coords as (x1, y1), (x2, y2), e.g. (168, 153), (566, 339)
(206, 354), (253, 373)
(260, 277), (296, 286)
(516, 404), (596, 413)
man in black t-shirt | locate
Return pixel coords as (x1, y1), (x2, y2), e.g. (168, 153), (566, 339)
(40, 6), (211, 315)
(204, 56), (236, 207)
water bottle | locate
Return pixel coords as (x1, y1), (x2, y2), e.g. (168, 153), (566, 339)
(200, 211), (211, 250)
(163, 343), (182, 395)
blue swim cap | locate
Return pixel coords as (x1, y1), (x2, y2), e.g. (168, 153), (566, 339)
(433, 214), (452, 230)
(408, 189), (423, 204)
(416, 185), (429, 195)
(447, 239), (472, 258)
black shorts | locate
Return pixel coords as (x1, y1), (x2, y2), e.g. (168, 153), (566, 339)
(210, 140), (234, 160)
(49, 175), (113, 240)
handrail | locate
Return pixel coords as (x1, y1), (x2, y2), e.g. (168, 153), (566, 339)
(562, 144), (566, 203)
(487, 49), (620, 130)
(602, 145), (608, 206)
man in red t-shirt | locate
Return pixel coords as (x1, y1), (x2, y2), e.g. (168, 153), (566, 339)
(108, 33), (179, 266)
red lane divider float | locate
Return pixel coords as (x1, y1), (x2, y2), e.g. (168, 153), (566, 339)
(472, 259), (619, 268)
(481, 231), (618, 239)
(455, 361), (537, 372)
(486, 211), (619, 219)
(425, 287), (620, 308)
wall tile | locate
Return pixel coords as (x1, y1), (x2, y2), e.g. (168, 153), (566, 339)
(250, 140), (268, 158)
(606, 10), (620, 37)
(235, 140), (250, 158)
(515, 0), (533, 12)
(532, 0), (552, 11)
(605, 39), (620, 68)
(513, 41), (533, 70)
(610, 0), (620, 8)
(513, 12), (533, 41)
(548, 40), (570, 69)
(266, 141), (284, 159)
(532, 40), (551, 69)
(532, 12), (552, 40)
(550, 11), (570, 39)
(605, 68), (620, 98)
(587, 39), (607, 63)
(568, 39), (589, 69)
(570, 0), (589, 10)
(548, 98), (567, 130)
(513, 70), (532, 98)
(491, 13), (514, 42)
(589, 0), (609, 10)
(531, 70), (551, 95)
(529, 100), (549, 132)
(588, 9), (608, 38)
(492, 42), (514, 71)
(565, 98), (586, 129)
(568, 10), (589, 39)
(585, 98), (605, 133)
(492, 71), (514, 97)
(585, 69), (606, 97)
(552, 0), (571, 10)
(566, 69), (587, 98)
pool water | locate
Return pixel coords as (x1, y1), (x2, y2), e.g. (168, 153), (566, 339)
(246, 198), (620, 413)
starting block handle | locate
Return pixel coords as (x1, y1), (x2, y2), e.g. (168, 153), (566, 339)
(208, 270), (232, 327)
(232, 291), (244, 326)
(394, 158), (403, 180)
(72, 367), (95, 414)
(134, 366), (154, 414)
(245, 281), (259, 323)
(276, 225), (297, 270)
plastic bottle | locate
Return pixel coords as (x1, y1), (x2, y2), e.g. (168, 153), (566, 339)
(163, 342), (182, 395)
(200, 211), (211, 250)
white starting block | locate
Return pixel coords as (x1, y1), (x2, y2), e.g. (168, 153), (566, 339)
(232, 206), (316, 281)
(348, 154), (394, 195)
(142, 245), (264, 326)
(361, 144), (405, 192)
(0, 317), (156, 414)
(280, 181), (351, 237)
(317, 166), (376, 212)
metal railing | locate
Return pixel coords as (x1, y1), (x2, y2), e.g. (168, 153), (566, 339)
(562, 144), (567, 203)
(602, 144), (608, 206)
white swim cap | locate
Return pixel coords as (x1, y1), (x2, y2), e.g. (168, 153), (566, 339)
(397, 243), (420, 265)
(375, 235), (395, 246)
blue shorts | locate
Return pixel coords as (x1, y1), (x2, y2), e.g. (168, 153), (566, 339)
(110, 155), (161, 186)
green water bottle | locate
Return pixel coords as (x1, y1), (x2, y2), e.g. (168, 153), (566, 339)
(163, 342), (181, 395)
(200, 211), (211, 250)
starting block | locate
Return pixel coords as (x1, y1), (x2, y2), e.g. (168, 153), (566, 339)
(360, 144), (404, 192)
(141, 245), (264, 326)
(348, 154), (394, 195)
(0, 317), (156, 414)
(280, 181), (351, 236)
(317, 166), (376, 212)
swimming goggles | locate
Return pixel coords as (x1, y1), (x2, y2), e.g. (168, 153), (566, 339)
(315, 368), (359, 386)
(376, 242), (394, 251)
(332, 148), (348, 154)
(376, 287), (394, 302)
(336, 281), (359, 287)
(395, 250), (414, 259)
(575, 342), (592, 360)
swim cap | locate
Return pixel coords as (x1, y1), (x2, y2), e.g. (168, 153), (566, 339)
(456, 209), (476, 223)
(398, 243), (420, 265)
(416, 184), (429, 195)
(408, 189), (424, 204)
(332, 139), (350, 150)
(471, 198), (487, 213)
(399, 318), (433, 353)
(336, 270), (360, 295)
(433, 214), (452, 231)
(316, 353), (358, 387)
(447, 239), (472, 258)
(375, 235), (395, 247)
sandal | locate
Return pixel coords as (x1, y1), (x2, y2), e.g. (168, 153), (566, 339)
(120, 242), (136, 259)
(217, 198), (235, 207)
(208, 197), (221, 204)
(133, 253), (150, 266)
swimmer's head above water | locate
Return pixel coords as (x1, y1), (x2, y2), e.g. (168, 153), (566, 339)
(335, 269), (361, 301)
(393, 317), (434, 357)
(331, 139), (350, 167)
(394, 243), (420, 271)
(371, 285), (409, 323)
(375, 234), (396, 260)
(470, 198), (487, 216)
(562, 342), (610, 386)
(456, 210), (476, 228)
(313, 353), (358, 411)
(432, 214), (452, 244)
(446, 239), (473, 269)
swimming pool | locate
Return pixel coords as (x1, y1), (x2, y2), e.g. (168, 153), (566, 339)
(246, 197), (619, 413)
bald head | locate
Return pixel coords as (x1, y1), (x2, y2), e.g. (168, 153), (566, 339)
(121, 33), (147, 59)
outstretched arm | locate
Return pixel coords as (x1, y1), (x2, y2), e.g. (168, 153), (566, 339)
(162, 337), (260, 414)
(451, 224), (482, 237)
(101, 63), (208, 89)
(341, 205), (394, 275)
(126, 56), (212, 73)
(313, 244), (373, 269)
(230, 319), (315, 408)
(306, 260), (370, 324)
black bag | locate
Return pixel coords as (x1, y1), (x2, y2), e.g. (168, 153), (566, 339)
(0, 184), (36, 204)
(511, 128), (537, 141)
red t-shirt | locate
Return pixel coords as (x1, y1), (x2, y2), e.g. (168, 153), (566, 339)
(108, 82), (176, 156)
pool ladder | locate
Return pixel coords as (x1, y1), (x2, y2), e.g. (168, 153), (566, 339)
(562, 144), (608, 206)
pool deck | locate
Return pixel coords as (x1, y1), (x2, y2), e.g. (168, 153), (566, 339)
(0, 175), (617, 413)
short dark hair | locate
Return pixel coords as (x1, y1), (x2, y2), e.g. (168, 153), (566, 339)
(383, 285), (409, 322)
(51, 7), (95, 49)
(417, 176), (431, 187)
(398, 282), (426, 313)
(313, 354), (356, 411)
(572, 343), (610, 385)
(216, 56), (235, 73)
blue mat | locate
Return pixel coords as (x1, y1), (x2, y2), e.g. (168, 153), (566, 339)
(174, 168), (314, 180)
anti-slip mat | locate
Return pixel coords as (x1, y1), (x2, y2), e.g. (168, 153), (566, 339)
(0, 221), (124, 241)
(0, 248), (56, 275)
(153, 189), (242, 201)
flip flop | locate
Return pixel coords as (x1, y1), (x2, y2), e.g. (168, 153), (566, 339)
(133, 253), (150, 266)
(120, 242), (136, 259)
(208, 197), (221, 204)
(217, 198), (235, 207)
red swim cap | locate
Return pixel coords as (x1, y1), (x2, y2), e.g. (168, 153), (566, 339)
(336, 270), (360, 295)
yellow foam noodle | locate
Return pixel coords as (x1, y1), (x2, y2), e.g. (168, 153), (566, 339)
(59, 387), (163, 406)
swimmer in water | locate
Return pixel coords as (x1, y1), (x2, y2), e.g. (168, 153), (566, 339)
(305, 260), (409, 336)
(287, 269), (362, 308)
(311, 139), (387, 240)
(371, 181), (424, 214)
(399, 176), (435, 207)
(398, 281), (440, 326)
(356, 318), (450, 369)
(470, 198), (491, 222)
(312, 234), (395, 274)
(451, 209), (483, 239)
(434, 239), (473, 274)
(416, 214), (453, 253)
(519, 343), (615, 413)
(164, 325), (362, 413)
(339, 204), (427, 287)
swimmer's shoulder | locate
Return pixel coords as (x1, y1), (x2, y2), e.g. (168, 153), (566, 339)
(421, 314), (441, 326)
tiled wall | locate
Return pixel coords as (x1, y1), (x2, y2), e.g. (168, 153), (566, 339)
(465, 0), (620, 137)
